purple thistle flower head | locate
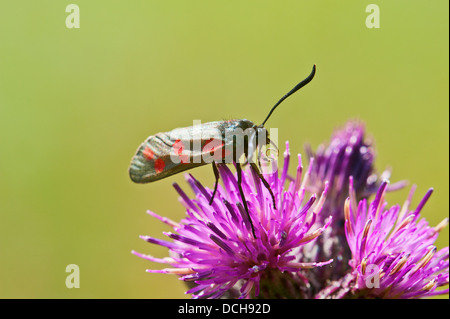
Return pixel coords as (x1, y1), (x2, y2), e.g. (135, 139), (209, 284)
(303, 121), (408, 287)
(306, 121), (376, 203)
(133, 142), (333, 299)
(307, 121), (406, 217)
(302, 121), (379, 287)
(343, 179), (449, 298)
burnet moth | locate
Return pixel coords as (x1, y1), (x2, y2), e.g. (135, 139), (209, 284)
(129, 65), (316, 238)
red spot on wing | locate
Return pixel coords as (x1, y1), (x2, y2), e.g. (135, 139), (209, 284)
(154, 158), (165, 173)
(172, 139), (184, 155)
(142, 146), (154, 160)
(179, 154), (190, 164)
(172, 139), (189, 164)
(203, 138), (225, 160)
(203, 138), (224, 152)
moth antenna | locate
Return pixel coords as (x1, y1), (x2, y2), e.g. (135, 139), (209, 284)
(261, 64), (316, 126)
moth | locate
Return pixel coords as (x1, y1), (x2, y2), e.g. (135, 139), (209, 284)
(129, 65), (316, 237)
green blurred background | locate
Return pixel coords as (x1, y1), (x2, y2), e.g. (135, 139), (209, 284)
(0, 1), (448, 298)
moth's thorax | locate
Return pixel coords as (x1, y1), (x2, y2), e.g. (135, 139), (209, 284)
(228, 119), (256, 131)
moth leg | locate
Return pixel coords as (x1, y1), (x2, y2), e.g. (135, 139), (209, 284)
(250, 162), (277, 209)
(209, 163), (220, 205)
(236, 163), (256, 238)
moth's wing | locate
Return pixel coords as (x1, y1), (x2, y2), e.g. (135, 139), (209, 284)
(129, 122), (231, 183)
(129, 130), (200, 183)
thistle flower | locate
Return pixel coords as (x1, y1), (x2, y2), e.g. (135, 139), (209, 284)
(306, 121), (377, 208)
(303, 121), (379, 287)
(132, 142), (333, 299)
(341, 179), (449, 298)
(303, 121), (407, 287)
